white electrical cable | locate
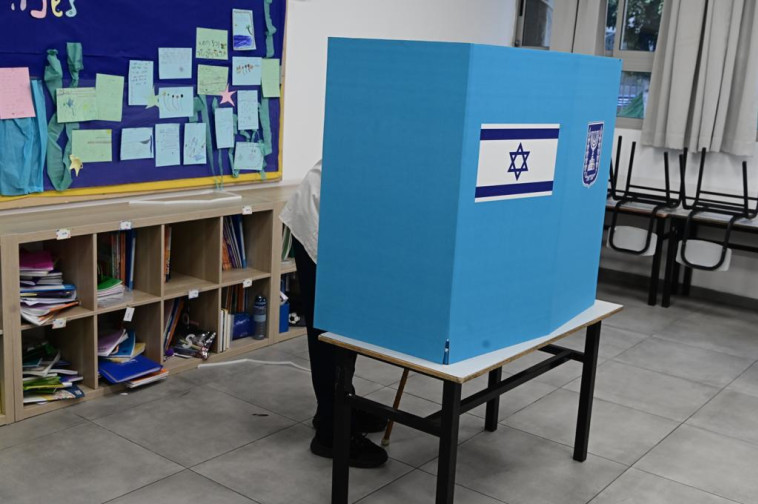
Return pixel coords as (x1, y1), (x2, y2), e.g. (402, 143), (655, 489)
(198, 358), (311, 373)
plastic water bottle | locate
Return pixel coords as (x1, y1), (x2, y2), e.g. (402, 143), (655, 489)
(253, 295), (267, 340)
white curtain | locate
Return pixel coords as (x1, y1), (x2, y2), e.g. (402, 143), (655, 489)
(550, 0), (606, 55)
(642, 0), (758, 157)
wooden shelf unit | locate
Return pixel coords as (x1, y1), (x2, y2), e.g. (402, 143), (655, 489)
(0, 185), (302, 424)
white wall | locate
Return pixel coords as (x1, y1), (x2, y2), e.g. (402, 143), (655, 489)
(281, 0), (518, 182)
(602, 128), (758, 299)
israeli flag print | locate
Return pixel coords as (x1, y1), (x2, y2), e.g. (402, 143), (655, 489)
(475, 124), (561, 202)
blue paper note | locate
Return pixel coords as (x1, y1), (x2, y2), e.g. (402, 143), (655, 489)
(120, 128), (154, 161)
(155, 123), (181, 167)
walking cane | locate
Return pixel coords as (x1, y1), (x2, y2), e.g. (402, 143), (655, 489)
(381, 368), (410, 446)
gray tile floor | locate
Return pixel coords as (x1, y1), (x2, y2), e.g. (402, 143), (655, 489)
(1, 281), (758, 503)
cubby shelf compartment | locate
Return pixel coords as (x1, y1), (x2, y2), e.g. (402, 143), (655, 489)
(164, 219), (222, 297)
(96, 302), (163, 390)
(19, 316), (97, 420)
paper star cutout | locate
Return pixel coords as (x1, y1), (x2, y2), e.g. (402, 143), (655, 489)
(145, 90), (159, 109)
(69, 155), (83, 176)
(508, 143), (530, 181)
(219, 85), (236, 106)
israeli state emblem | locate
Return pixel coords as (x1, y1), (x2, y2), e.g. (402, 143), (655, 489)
(583, 122), (604, 188)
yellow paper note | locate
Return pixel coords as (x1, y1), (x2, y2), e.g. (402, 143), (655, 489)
(95, 74), (124, 122)
(196, 28), (229, 60)
(57, 87), (98, 123)
(197, 65), (228, 96)
(72, 129), (113, 163)
(261, 59), (280, 98)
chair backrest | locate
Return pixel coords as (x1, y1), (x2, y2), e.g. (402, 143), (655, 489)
(680, 148), (758, 220)
(612, 136), (681, 208)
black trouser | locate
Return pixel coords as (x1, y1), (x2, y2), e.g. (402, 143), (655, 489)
(293, 238), (356, 442)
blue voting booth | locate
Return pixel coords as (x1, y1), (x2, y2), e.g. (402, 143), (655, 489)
(315, 39), (622, 364)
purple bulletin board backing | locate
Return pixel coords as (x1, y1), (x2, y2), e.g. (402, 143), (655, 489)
(0, 0), (286, 203)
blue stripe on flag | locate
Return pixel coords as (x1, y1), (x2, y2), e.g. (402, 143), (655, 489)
(480, 128), (560, 141)
(475, 181), (554, 198)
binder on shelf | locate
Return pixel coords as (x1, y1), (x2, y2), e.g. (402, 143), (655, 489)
(99, 354), (163, 384)
(164, 226), (173, 281)
(222, 215), (248, 270)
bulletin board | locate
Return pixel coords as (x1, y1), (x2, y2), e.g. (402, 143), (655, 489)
(0, 0), (286, 204)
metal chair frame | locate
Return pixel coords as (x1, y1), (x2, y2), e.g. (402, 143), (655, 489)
(608, 139), (681, 255)
(677, 148), (758, 272)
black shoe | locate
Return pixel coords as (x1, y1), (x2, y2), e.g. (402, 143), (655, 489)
(312, 412), (388, 434)
(310, 434), (389, 468)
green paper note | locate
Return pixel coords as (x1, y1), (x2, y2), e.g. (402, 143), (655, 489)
(56, 87), (97, 123)
(72, 129), (113, 163)
(261, 58), (280, 98)
(197, 64), (228, 96)
(95, 74), (124, 122)
(196, 27), (229, 60)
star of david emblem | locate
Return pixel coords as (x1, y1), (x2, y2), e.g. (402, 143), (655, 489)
(508, 142), (530, 181)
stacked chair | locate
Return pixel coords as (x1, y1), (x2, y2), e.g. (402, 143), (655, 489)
(606, 137), (682, 305)
(661, 148), (758, 306)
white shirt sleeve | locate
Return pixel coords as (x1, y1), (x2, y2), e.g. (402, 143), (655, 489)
(279, 160), (322, 263)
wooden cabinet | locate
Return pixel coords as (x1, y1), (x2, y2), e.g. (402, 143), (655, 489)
(0, 186), (306, 424)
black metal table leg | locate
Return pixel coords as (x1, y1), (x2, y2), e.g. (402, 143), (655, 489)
(331, 348), (354, 504)
(485, 367), (502, 432)
(436, 381), (462, 504)
(574, 322), (601, 462)
(647, 216), (666, 306)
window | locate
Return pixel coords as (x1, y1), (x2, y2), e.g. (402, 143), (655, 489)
(607, 0), (664, 126)
(516, 0), (554, 50)
(517, 0), (664, 127)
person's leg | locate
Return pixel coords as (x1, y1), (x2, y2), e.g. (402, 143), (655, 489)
(292, 237), (387, 468)
(292, 238), (343, 442)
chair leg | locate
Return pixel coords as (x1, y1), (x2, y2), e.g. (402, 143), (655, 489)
(682, 223), (696, 297)
(647, 217), (666, 306)
(662, 222), (679, 308)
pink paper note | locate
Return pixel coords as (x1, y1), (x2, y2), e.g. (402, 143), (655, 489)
(0, 67), (36, 120)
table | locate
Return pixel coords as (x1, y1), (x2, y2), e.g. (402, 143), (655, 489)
(320, 300), (623, 504)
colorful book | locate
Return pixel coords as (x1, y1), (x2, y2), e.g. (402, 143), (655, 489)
(164, 226), (172, 281)
(23, 384), (85, 404)
(98, 329), (128, 357)
(108, 329), (136, 359)
(99, 354), (162, 384)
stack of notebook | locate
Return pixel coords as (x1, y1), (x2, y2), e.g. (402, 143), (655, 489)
(98, 328), (165, 387)
(97, 276), (125, 305)
(20, 250), (80, 326)
(97, 230), (136, 293)
(22, 341), (85, 404)
(222, 215), (247, 270)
